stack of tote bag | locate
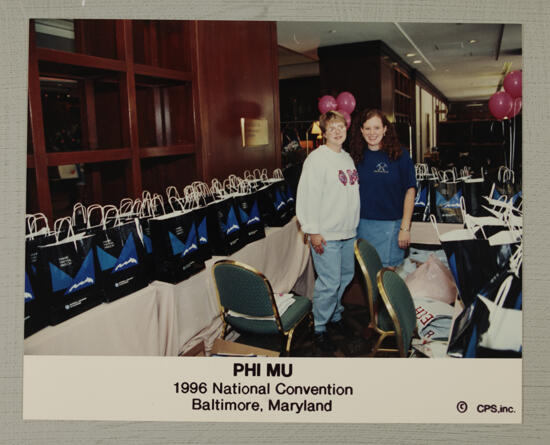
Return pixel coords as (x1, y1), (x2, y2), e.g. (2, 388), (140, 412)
(432, 192), (522, 358)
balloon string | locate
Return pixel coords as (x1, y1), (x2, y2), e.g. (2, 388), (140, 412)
(511, 116), (516, 171)
(508, 122), (513, 170)
(502, 120), (508, 169)
(511, 120), (514, 170)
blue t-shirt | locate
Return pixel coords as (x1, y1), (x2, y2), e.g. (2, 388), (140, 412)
(356, 148), (416, 220)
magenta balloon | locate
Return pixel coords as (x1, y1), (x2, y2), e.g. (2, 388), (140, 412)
(339, 110), (352, 129)
(503, 70), (522, 99)
(509, 96), (522, 118)
(318, 95), (338, 114)
(336, 91), (356, 114)
(489, 91), (514, 120)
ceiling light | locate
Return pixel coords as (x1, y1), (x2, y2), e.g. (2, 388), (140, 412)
(413, 60), (422, 64)
(406, 52), (416, 57)
(328, 30), (337, 34)
(469, 39), (477, 44)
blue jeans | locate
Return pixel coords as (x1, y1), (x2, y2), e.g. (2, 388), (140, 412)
(310, 237), (355, 333)
(357, 218), (404, 267)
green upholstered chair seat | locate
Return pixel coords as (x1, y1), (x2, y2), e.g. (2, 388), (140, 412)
(226, 295), (312, 334)
(212, 260), (313, 355)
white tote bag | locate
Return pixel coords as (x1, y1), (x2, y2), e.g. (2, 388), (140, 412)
(478, 274), (522, 352)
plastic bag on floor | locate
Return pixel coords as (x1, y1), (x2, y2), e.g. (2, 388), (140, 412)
(395, 257), (418, 280)
(408, 247), (450, 269)
(405, 253), (458, 304)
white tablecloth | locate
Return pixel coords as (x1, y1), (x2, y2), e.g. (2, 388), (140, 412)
(410, 221), (463, 245)
(24, 217), (313, 356)
(152, 216), (314, 354)
(24, 284), (179, 356)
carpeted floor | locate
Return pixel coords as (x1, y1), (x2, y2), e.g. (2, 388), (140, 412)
(234, 303), (400, 358)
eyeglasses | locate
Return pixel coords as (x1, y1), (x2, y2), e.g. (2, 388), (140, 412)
(325, 124), (346, 133)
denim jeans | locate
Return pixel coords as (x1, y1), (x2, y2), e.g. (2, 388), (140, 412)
(357, 218), (404, 267)
(310, 237), (355, 333)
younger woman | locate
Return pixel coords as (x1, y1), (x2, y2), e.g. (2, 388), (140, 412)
(349, 109), (416, 268)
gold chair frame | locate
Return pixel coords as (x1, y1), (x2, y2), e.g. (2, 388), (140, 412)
(211, 259), (313, 356)
(354, 241), (399, 356)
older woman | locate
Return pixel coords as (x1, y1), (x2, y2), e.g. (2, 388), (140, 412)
(348, 109), (416, 268)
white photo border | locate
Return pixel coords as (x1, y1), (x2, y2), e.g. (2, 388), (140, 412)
(2, 0), (548, 443)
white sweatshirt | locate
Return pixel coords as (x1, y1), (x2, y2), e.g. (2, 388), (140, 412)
(296, 145), (360, 240)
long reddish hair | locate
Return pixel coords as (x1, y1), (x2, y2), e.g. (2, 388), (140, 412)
(348, 109), (403, 164)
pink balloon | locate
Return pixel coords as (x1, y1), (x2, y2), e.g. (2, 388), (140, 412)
(510, 96), (522, 118)
(503, 70), (522, 99)
(318, 95), (338, 114)
(336, 91), (356, 114)
(339, 110), (352, 129)
(489, 91), (514, 120)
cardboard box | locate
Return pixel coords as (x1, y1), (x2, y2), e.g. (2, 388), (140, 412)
(210, 338), (279, 357)
(181, 341), (206, 356)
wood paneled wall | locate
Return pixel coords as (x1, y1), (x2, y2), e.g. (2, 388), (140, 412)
(194, 21), (281, 182)
(28, 20), (281, 220)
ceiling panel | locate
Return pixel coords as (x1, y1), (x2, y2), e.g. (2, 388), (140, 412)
(277, 21), (522, 101)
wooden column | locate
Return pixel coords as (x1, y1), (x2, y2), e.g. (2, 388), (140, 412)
(191, 21), (206, 181)
(116, 20), (142, 198)
(75, 20), (102, 204)
(82, 80), (103, 203)
(146, 21), (164, 147)
(161, 89), (171, 146)
(268, 21), (282, 169)
(28, 21), (53, 221)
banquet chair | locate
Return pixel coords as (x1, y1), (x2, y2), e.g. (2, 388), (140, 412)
(211, 259), (313, 356)
(376, 268), (417, 357)
(354, 238), (396, 356)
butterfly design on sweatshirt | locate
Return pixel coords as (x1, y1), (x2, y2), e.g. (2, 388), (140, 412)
(338, 170), (347, 185)
(338, 169), (358, 185)
(347, 169), (358, 185)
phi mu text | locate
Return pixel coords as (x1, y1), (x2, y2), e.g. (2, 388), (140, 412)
(233, 362), (293, 377)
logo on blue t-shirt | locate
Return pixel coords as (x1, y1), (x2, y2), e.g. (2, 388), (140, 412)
(374, 162), (389, 174)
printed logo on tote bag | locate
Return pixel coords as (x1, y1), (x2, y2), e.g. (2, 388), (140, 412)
(168, 222), (199, 258)
(238, 200), (261, 226)
(219, 206), (240, 235)
(25, 271), (35, 302)
(48, 249), (95, 295)
(96, 232), (140, 273)
(197, 216), (208, 244)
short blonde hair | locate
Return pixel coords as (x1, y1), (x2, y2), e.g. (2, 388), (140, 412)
(319, 110), (346, 134)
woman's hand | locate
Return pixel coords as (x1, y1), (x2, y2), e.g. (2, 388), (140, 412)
(400, 188), (415, 250)
(398, 229), (411, 250)
(310, 234), (327, 254)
